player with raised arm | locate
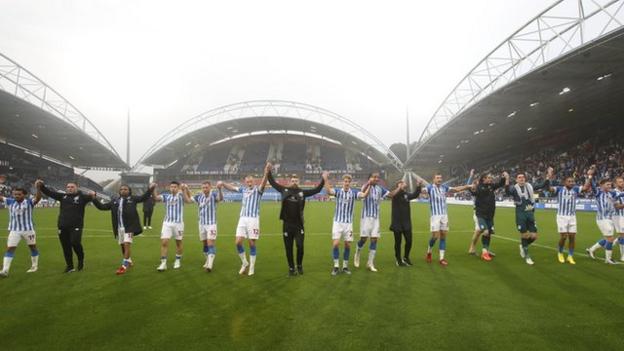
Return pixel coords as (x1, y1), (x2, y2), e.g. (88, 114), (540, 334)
(422, 173), (472, 266)
(612, 176), (624, 261)
(37, 179), (95, 272)
(505, 168), (552, 266)
(586, 178), (624, 264)
(324, 173), (370, 276)
(467, 172), (509, 261)
(266, 164), (325, 276)
(353, 172), (383, 272)
(186, 181), (223, 272)
(91, 183), (155, 275)
(220, 165), (269, 276)
(545, 168), (593, 265)
(387, 179), (422, 266)
(153, 181), (193, 272)
(0, 187), (42, 277)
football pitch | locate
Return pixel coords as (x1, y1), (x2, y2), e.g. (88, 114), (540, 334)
(0, 201), (622, 351)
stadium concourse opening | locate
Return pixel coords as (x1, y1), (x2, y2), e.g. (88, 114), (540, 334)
(134, 100), (405, 192)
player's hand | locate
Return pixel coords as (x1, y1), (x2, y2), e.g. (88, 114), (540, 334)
(149, 182), (157, 190)
(88, 191), (96, 198)
(502, 171), (509, 179)
(322, 171), (329, 180)
(216, 181), (224, 188)
(469, 169), (475, 177)
(265, 162), (272, 172)
(35, 179), (43, 188)
(181, 183), (188, 190)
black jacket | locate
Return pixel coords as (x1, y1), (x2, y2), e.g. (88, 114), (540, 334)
(390, 186), (421, 232)
(471, 178), (506, 219)
(92, 189), (153, 237)
(142, 197), (155, 213)
(267, 171), (325, 228)
(40, 184), (93, 229)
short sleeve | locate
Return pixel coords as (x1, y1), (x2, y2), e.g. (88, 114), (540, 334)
(4, 197), (15, 206)
(442, 184), (450, 192)
(211, 192), (218, 200)
(162, 194), (170, 202)
(192, 194), (200, 203)
(380, 187), (389, 197)
(334, 188), (342, 197)
(425, 185), (432, 194)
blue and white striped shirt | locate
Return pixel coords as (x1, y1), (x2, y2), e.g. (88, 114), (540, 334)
(334, 188), (359, 223)
(426, 184), (449, 216)
(595, 189), (615, 220)
(5, 198), (35, 231)
(194, 192), (218, 225)
(614, 189), (624, 217)
(162, 192), (184, 223)
(555, 186), (580, 216)
(239, 186), (263, 218)
(361, 185), (388, 219)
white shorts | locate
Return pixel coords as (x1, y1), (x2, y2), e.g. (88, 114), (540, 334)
(332, 222), (354, 241)
(613, 216), (624, 234)
(597, 219), (615, 237)
(556, 215), (577, 234)
(360, 217), (380, 238)
(199, 224), (218, 241)
(161, 222), (184, 240)
(7, 231), (36, 247)
(236, 217), (260, 240)
(117, 228), (133, 244)
(430, 215), (449, 232)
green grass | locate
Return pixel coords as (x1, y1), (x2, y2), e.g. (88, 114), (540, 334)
(0, 201), (622, 351)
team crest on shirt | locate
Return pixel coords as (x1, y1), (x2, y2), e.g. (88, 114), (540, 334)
(298, 192), (303, 197)
(73, 196), (80, 204)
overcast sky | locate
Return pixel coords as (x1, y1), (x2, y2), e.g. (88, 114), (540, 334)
(0, 0), (548, 180)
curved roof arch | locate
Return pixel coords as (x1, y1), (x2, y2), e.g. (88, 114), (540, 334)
(136, 100), (403, 171)
(408, 0), (624, 165)
(0, 52), (126, 169)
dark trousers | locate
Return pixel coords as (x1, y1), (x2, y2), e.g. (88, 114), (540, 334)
(144, 211), (152, 226)
(58, 227), (84, 267)
(393, 228), (413, 261)
(283, 223), (305, 269)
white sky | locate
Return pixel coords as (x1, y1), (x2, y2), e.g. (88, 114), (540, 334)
(0, 0), (547, 180)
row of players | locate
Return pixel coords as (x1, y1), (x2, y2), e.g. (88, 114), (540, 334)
(1, 163), (623, 277)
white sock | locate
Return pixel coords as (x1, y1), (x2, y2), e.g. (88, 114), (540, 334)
(239, 253), (248, 265)
(160, 258), (167, 264)
(606, 250), (613, 261)
(427, 246), (433, 254)
(207, 253), (215, 268)
(367, 250), (376, 265)
(250, 255), (256, 267)
(31, 254), (39, 267)
(620, 245), (624, 257)
(440, 250), (446, 260)
(589, 242), (602, 252)
(342, 260), (349, 268)
(481, 248), (488, 254)
(2, 256), (13, 272)
(333, 259), (339, 268)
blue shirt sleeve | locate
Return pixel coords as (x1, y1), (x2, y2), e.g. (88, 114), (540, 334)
(193, 194), (200, 202)
(442, 184), (450, 192)
(380, 187), (389, 197)
(5, 197), (15, 206)
(162, 194), (169, 202)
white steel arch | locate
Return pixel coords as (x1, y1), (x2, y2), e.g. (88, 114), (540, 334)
(0, 52), (123, 161)
(415, 0), (624, 152)
(135, 100), (404, 170)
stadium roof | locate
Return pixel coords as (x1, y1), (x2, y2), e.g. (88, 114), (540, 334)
(0, 52), (127, 170)
(407, 0), (624, 172)
(136, 100), (404, 171)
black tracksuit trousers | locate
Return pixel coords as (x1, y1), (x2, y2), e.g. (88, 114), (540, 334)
(283, 223), (304, 269)
(58, 227), (84, 268)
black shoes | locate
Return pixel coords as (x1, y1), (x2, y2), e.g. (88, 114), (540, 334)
(403, 257), (413, 266)
(296, 265), (304, 275)
(341, 267), (351, 275)
(77, 261), (84, 271)
(396, 260), (408, 267)
(331, 267), (340, 276)
(288, 268), (297, 277)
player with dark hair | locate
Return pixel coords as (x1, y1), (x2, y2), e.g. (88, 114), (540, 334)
(37, 179), (95, 272)
(467, 172), (509, 262)
(505, 168), (552, 265)
(545, 169), (593, 265)
(0, 187), (42, 277)
(422, 173), (472, 266)
(266, 164), (325, 276)
(92, 183), (155, 275)
(387, 179), (422, 266)
(587, 178), (624, 264)
(185, 180), (224, 271)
